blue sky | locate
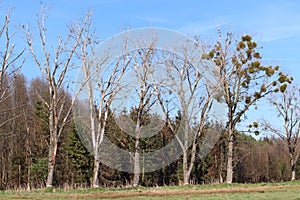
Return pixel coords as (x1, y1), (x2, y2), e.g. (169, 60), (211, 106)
(1, 0), (299, 134)
(1, 0), (299, 81)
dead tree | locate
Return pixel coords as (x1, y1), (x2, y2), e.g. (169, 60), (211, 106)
(264, 85), (300, 181)
(74, 18), (131, 187)
(26, 7), (90, 187)
(0, 7), (25, 190)
(154, 40), (217, 185)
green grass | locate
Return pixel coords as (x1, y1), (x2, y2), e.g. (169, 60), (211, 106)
(117, 190), (300, 200)
(1, 181), (300, 200)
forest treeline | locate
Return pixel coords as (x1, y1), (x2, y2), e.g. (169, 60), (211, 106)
(1, 4), (300, 190)
(0, 79), (297, 189)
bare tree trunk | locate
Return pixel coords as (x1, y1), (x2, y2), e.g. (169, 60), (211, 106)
(133, 151), (140, 186)
(291, 158), (296, 181)
(93, 158), (100, 187)
(182, 152), (189, 185)
(183, 117), (189, 185)
(219, 173), (224, 183)
(87, 79), (100, 188)
(226, 127), (234, 184)
(46, 139), (58, 187)
(133, 120), (141, 186)
(46, 164), (54, 188)
(27, 165), (31, 191)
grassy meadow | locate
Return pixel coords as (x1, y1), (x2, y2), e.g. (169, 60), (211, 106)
(1, 181), (300, 200)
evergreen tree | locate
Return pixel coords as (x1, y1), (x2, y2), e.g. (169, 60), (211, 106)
(63, 122), (93, 188)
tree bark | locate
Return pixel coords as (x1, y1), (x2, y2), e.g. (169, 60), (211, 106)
(226, 127), (234, 184)
(93, 158), (100, 187)
(291, 158), (296, 181)
(133, 151), (140, 186)
(133, 120), (141, 186)
(46, 140), (58, 187)
(182, 152), (189, 185)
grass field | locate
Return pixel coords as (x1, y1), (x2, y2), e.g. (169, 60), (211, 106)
(1, 181), (300, 199)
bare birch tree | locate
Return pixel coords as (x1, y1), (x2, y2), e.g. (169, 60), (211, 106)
(26, 7), (90, 187)
(264, 85), (300, 181)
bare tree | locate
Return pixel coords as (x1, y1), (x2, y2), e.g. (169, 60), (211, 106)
(264, 85), (300, 181)
(26, 7), (89, 187)
(0, 8), (25, 101)
(0, 7), (25, 190)
(130, 44), (158, 186)
(154, 41), (217, 185)
(0, 8), (25, 119)
(74, 18), (131, 187)
(104, 34), (161, 186)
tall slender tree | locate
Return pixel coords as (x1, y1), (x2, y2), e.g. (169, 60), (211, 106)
(154, 41), (217, 185)
(74, 14), (131, 187)
(203, 30), (292, 183)
(0, 7), (25, 190)
(131, 48), (155, 186)
(26, 6), (90, 187)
